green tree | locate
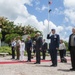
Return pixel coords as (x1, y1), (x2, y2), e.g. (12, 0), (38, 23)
(0, 16), (42, 42)
(5, 33), (19, 43)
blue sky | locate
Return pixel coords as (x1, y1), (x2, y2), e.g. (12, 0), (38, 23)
(24, 0), (75, 41)
(0, 0), (75, 41)
(26, 0), (64, 25)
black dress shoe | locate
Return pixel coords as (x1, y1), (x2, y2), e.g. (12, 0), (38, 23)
(34, 62), (40, 64)
(50, 65), (54, 67)
(37, 63), (40, 64)
(50, 65), (57, 67)
(53, 65), (57, 67)
(70, 68), (75, 71)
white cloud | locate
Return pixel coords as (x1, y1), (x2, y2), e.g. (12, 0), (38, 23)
(64, 17), (69, 22)
(64, 0), (75, 9)
(35, 7), (41, 12)
(0, 0), (32, 20)
(35, 0), (40, 5)
(64, 9), (75, 25)
(41, 5), (48, 11)
(36, 5), (48, 12)
(53, 7), (64, 15)
(65, 26), (73, 31)
(64, 0), (75, 25)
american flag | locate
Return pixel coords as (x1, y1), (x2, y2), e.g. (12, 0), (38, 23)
(48, 1), (52, 5)
(49, 9), (52, 12)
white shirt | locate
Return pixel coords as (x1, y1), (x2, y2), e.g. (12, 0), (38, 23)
(11, 41), (16, 47)
(59, 43), (66, 50)
(20, 42), (25, 51)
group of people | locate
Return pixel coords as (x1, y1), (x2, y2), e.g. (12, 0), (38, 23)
(25, 33), (47, 64)
(11, 27), (75, 71)
(47, 28), (75, 71)
(11, 33), (47, 63)
(11, 36), (25, 61)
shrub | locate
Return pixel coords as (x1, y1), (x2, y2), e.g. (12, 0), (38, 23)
(0, 46), (27, 55)
(0, 46), (11, 55)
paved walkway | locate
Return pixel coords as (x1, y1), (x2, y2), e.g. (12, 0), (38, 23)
(0, 56), (75, 75)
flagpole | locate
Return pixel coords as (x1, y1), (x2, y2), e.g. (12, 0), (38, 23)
(47, 0), (52, 49)
(48, 1), (50, 34)
(48, 0), (52, 33)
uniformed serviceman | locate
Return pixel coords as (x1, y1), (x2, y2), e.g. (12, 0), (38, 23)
(47, 29), (60, 67)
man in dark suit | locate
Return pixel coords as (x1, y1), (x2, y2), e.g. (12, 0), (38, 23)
(68, 28), (75, 71)
(26, 36), (32, 62)
(34, 32), (42, 64)
(42, 39), (47, 60)
(47, 29), (60, 67)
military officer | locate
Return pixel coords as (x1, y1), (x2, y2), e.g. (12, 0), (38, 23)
(47, 29), (60, 67)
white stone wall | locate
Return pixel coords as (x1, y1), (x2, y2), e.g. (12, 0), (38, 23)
(22, 35), (29, 40)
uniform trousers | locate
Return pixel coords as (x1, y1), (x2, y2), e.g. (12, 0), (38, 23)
(20, 50), (24, 61)
(50, 49), (57, 66)
(16, 47), (20, 60)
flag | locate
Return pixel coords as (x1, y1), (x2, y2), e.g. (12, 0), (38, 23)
(49, 9), (52, 12)
(48, 1), (52, 5)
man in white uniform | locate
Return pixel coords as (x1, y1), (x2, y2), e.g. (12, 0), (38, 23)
(19, 39), (25, 61)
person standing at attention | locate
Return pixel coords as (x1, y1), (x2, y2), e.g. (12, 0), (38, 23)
(19, 39), (25, 61)
(34, 32), (42, 64)
(16, 36), (21, 60)
(42, 39), (47, 60)
(26, 36), (32, 62)
(47, 29), (60, 67)
(68, 28), (75, 71)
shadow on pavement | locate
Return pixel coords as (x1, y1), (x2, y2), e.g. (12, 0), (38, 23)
(35, 65), (50, 67)
(58, 69), (71, 72)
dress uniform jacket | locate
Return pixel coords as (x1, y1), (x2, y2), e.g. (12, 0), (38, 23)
(47, 34), (60, 66)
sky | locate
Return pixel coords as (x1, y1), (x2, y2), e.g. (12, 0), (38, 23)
(0, 0), (75, 41)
